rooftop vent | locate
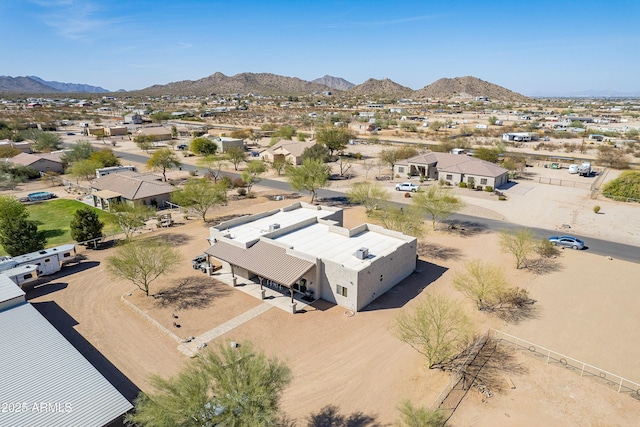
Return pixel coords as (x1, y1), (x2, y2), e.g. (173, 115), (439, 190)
(354, 247), (369, 260)
(268, 223), (281, 232)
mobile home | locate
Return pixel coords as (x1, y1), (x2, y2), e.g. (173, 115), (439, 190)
(1, 264), (39, 287)
(0, 244), (76, 276)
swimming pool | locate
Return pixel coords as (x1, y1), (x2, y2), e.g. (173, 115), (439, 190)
(27, 191), (56, 201)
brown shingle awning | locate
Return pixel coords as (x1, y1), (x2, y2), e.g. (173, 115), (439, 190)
(93, 189), (122, 199)
(205, 240), (314, 287)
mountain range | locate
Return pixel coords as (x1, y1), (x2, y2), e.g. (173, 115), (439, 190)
(0, 75), (109, 93)
(1, 72), (533, 101)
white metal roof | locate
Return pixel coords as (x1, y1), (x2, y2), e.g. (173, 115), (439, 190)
(10, 244), (76, 265)
(0, 302), (132, 426)
(222, 208), (335, 243)
(274, 223), (410, 270)
(0, 274), (25, 305)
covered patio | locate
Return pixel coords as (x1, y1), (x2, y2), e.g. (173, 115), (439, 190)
(205, 240), (318, 313)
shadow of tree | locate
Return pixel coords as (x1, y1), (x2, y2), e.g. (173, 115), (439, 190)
(417, 242), (462, 261)
(42, 228), (66, 239)
(442, 220), (488, 237)
(152, 276), (231, 310)
(526, 257), (563, 275)
(486, 302), (539, 324)
(147, 233), (193, 246)
(305, 405), (385, 427)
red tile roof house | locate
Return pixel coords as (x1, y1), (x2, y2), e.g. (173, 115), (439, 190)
(90, 171), (176, 210)
(394, 152), (509, 189)
(8, 151), (65, 174)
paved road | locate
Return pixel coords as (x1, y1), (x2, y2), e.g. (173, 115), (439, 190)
(115, 150), (640, 264)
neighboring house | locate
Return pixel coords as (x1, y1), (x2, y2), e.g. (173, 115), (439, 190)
(8, 152), (65, 173)
(502, 132), (539, 142)
(0, 140), (32, 153)
(394, 152), (509, 189)
(261, 140), (315, 165)
(85, 126), (104, 137)
(104, 126), (128, 137)
(135, 126), (172, 141)
(95, 165), (137, 178)
(124, 113), (143, 124)
(207, 136), (245, 153)
(205, 202), (417, 312)
(0, 275), (132, 426)
(90, 171), (176, 210)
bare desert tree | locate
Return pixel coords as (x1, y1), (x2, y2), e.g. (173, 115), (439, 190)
(499, 228), (537, 269)
(106, 239), (182, 296)
(391, 294), (474, 369)
(412, 186), (464, 230)
(453, 259), (509, 310)
(346, 181), (390, 215)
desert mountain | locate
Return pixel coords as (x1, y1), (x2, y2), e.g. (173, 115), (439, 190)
(0, 76), (61, 93)
(28, 76), (109, 93)
(311, 75), (355, 91)
(137, 72), (332, 96)
(414, 76), (530, 102)
(349, 78), (413, 97)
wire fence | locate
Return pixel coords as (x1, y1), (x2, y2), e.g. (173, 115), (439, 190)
(489, 328), (640, 398)
(537, 176), (594, 190)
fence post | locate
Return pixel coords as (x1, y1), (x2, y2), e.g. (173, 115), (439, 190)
(547, 350), (550, 364)
(618, 378), (623, 393)
(581, 363), (585, 377)
(515, 338), (518, 351)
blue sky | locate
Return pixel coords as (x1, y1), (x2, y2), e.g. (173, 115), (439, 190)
(1, 0), (639, 95)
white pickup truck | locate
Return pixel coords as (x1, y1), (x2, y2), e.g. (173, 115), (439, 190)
(395, 182), (419, 192)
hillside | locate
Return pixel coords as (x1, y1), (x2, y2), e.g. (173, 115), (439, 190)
(0, 76), (60, 93)
(137, 72), (332, 96)
(311, 75), (354, 91)
(348, 78), (413, 98)
(413, 76), (530, 102)
(29, 76), (109, 93)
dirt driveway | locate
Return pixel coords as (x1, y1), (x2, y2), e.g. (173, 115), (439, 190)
(24, 193), (640, 425)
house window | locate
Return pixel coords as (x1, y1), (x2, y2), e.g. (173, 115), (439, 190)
(398, 167), (405, 173)
(336, 285), (348, 297)
(23, 274), (33, 280)
(446, 174), (453, 180)
(64, 253), (71, 258)
(480, 178), (487, 185)
(44, 258), (50, 263)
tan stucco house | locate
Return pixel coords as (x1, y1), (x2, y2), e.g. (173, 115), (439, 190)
(394, 152), (509, 189)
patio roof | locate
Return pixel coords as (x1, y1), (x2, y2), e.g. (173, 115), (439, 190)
(93, 189), (122, 199)
(205, 240), (314, 287)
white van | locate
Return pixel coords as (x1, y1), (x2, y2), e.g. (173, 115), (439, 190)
(568, 164), (579, 174)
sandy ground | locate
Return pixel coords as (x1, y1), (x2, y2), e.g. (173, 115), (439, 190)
(7, 133), (640, 424)
(21, 191), (640, 426)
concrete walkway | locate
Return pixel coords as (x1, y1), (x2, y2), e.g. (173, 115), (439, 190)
(178, 302), (273, 357)
(177, 270), (314, 357)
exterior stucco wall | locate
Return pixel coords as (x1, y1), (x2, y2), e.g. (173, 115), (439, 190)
(318, 258), (358, 310)
(355, 239), (417, 311)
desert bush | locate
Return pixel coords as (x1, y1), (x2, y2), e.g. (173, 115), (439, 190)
(602, 170), (640, 200)
(236, 188), (247, 196)
(498, 195), (507, 200)
(593, 205), (601, 214)
(459, 182), (467, 188)
(485, 186), (493, 192)
(534, 238), (560, 258)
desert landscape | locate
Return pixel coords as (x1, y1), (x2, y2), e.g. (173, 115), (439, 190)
(13, 176), (639, 425)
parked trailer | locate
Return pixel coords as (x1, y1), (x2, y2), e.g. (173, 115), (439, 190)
(1, 264), (39, 287)
(1, 244), (76, 276)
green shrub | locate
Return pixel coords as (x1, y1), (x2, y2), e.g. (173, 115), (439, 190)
(459, 182), (468, 188)
(485, 186), (493, 192)
(602, 170), (640, 201)
(498, 195), (507, 201)
(593, 205), (601, 214)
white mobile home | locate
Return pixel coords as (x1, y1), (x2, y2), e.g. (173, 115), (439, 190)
(1, 264), (39, 287)
(1, 244), (76, 276)
(96, 165), (137, 178)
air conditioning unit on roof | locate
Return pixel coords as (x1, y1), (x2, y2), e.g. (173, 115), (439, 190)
(354, 247), (369, 260)
(268, 223), (281, 232)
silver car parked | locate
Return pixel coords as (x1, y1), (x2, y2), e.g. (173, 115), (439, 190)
(548, 236), (585, 250)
